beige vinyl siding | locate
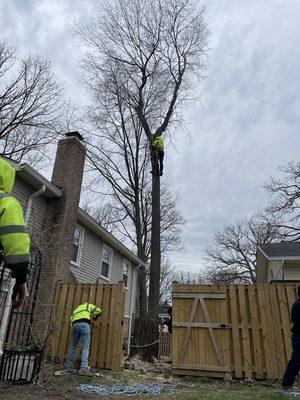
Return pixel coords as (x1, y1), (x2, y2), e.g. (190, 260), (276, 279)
(284, 263), (300, 280)
(70, 222), (138, 316)
(13, 176), (48, 234)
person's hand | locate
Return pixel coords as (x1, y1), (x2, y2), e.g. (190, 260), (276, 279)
(11, 283), (26, 309)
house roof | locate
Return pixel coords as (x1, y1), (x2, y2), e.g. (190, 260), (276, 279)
(3, 157), (145, 268)
(1, 156), (62, 198)
(17, 163), (63, 198)
(77, 208), (146, 267)
(258, 243), (300, 259)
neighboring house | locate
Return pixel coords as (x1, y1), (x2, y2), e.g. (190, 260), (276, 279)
(0, 132), (145, 341)
(256, 243), (300, 283)
(159, 302), (171, 321)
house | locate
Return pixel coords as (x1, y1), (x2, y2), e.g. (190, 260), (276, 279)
(256, 243), (300, 283)
(0, 132), (145, 342)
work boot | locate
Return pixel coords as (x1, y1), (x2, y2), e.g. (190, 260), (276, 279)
(78, 369), (94, 377)
(282, 386), (294, 392)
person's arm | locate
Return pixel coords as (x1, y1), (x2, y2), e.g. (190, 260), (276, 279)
(92, 305), (102, 320)
(10, 262), (29, 285)
(0, 198), (30, 309)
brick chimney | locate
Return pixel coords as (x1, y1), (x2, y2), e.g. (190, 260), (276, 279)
(35, 132), (86, 336)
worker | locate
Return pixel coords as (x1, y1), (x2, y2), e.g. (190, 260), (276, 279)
(66, 302), (102, 375)
(151, 136), (164, 176)
(0, 157), (30, 309)
(282, 286), (300, 391)
(165, 306), (172, 334)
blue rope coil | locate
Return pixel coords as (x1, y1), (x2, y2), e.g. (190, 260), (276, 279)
(80, 383), (164, 396)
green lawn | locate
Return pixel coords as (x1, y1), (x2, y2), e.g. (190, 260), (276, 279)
(50, 371), (295, 400)
(150, 388), (289, 400)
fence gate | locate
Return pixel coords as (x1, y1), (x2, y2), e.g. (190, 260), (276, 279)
(0, 248), (43, 383)
(172, 284), (231, 377)
(172, 283), (297, 379)
(0, 247), (42, 349)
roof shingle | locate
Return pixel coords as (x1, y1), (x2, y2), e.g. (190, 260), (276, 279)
(258, 243), (300, 258)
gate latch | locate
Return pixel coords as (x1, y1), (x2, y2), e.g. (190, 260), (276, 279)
(219, 323), (227, 328)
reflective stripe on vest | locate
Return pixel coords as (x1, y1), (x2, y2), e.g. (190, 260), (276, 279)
(71, 304), (92, 321)
(0, 225), (27, 235)
(4, 254), (30, 264)
(0, 193), (12, 199)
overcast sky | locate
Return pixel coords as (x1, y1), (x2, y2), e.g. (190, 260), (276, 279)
(1, 0), (300, 273)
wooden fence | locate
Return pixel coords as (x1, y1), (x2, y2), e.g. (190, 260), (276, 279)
(172, 283), (297, 379)
(47, 282), (125, 372)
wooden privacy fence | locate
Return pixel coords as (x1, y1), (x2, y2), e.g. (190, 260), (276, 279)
(172, 283), (298, 379)
(47, 282), (125, 372)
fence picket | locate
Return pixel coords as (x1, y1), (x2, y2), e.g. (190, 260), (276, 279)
(47, 282), (125, 372)
(173, 283), (297, 379)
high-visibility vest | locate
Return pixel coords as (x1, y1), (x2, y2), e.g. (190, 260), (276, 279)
(152, 136), (164, 151)
(0, 158), (30, 265)
(70, 303), (102, 324)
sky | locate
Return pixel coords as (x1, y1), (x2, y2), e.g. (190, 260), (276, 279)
(1, 0), (300, 273)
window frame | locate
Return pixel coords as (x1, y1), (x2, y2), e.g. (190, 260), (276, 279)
(100, 244), (113, 281)
(70, 225), (85, 267)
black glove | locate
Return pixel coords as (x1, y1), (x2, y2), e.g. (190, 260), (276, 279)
(12, 283), (26, 309)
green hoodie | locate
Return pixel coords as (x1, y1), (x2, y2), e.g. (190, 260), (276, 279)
(0, 158), (30, 266)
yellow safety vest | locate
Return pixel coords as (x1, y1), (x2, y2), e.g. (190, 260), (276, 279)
(70, 303), (102, 325)
(0, 158), (30, 265)
(152, 136), (164, 151)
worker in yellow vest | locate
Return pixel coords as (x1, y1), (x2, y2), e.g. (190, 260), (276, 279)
(66, 302), (102, 375)
(0, 158), (31, 309)
(151, 136), (164, 176)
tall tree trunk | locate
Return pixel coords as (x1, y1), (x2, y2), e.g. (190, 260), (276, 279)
(135, 192), (147, 319)
(148, 173), (161, 318)
(137, 255), (147, 319)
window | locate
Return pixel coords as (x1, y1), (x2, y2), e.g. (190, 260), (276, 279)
(71, 226), (84, 265)
(123, 260), (130, 288)
(101, 246), (112, 279)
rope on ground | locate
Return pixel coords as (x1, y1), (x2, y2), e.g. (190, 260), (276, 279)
(80, 383), (164, 396)
(130, 340), (159, 348)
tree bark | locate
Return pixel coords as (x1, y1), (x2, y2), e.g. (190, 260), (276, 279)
(148, 173), (161, 319)
(137, 262), (147, 319)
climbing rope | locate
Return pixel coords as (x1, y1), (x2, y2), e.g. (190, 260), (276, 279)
(80, 383), (164, 396)
(130, 340), (159, 348)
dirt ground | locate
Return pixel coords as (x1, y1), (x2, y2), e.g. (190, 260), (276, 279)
(0, 360), (295, 400)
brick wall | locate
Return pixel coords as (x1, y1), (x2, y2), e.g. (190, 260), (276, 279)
(35, 133), (86, 339)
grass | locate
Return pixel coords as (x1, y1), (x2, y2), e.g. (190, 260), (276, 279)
(153, 390), (289, 400)
(42, 366), (300, 400)
(182, 375), (217, 384)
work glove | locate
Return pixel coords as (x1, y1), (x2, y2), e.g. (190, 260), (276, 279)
(11, 282), (26, 309)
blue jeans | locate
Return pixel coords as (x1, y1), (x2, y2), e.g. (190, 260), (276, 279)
(282, 333), (300, 387)
(66, 322), (91, 371)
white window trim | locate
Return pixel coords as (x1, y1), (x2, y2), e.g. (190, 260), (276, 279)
(70, 225), (85, 267)
(100, 244), (113, 281)
(122, 259), (131, 290)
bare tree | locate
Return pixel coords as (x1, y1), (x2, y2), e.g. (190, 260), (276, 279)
(81, 201), (120, 235)
(205, 215), (281, 284)
(159, 259), (176, 304)
(84, 109), (184, 317)
(265, 162), (300, 241)
(78, 0), (208, 322)
(0, 40), (65, 162)
(174, 270), (208, 285)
